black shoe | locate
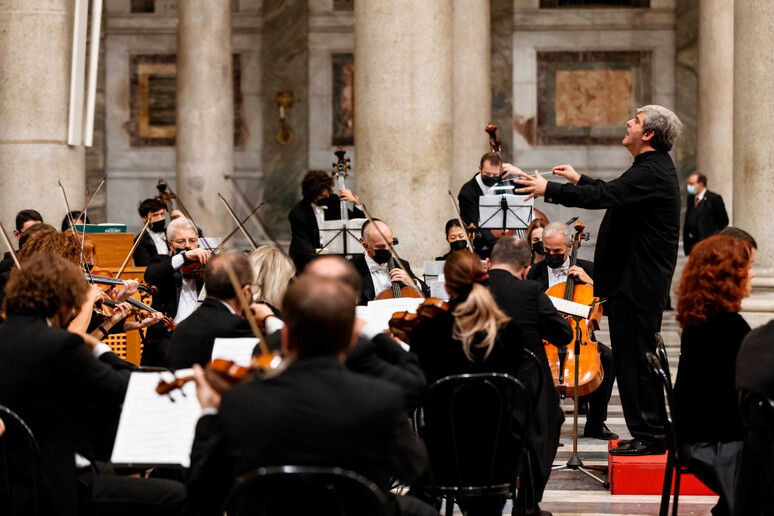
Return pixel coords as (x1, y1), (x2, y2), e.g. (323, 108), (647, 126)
(608, 439), (665, 456)
(615, 439), (634, 448)
(583, 423), (619, 440)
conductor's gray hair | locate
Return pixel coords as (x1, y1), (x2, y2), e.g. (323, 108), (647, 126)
(166, 217), (197, 240)
(637, 105), (683, 152)
(542, 222), (571, 245)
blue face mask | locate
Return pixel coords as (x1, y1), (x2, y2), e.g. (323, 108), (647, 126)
(687, 184), (697, 196)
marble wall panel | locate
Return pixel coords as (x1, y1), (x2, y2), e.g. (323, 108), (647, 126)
(491, 0), (515, 162)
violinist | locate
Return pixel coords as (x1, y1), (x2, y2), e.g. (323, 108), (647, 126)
(143, 217), (210, 366)
(0, 209), (43, 277)
(133, 198), (169, 266)
(60, 210), (90, 232)
(249, 245), (296, 314)
(526, 223), (618, 440)
(288, 169), (364, 272)
(434, 219), (470, 261)
(457, 151), (524, 258)
(525, 217), (548, 265)
(349, 219), (429, 305)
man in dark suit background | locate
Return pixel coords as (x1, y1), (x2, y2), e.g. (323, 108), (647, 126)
(349, 219), (429, 304)
(133, 198), (169, 266)
(188, 275), (435, 516)
(168, 252), (256, 370)
(288, 169), (364, 273)
(515, 104), (683, 456)
(683, 172), (729, 255)
(526, 223), (618, 440)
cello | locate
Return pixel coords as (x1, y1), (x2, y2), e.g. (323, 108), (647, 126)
(332, 147), (351, 222)
(543, 220), (604, 398)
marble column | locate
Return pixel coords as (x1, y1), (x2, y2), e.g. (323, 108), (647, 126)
(452, 0), (491, 193)
(354, 1), (454, 265)
(696, 0), (734, 219)
(734, 1), (774, 274)
(0, 0), (85, 230)
(176, 0), (233, 238)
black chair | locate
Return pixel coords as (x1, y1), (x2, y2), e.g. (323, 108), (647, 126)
(219, 465), (392, 516)
(411, 372), (535, 516)
(645, 348), (683, 516)
(735, 391), (774, 516)
(0, 404), (43, 516)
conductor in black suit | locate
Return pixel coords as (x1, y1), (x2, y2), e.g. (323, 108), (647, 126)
(515, 105), (683, 456)
(188, 275), (435, 516)
(526, 223), (618, 440)
(349, 219), (429, 304)
(288, 169), (365, 273)
(683, 173), (729, 255)
(133, 198), (169, 266)
(168, 252), (256, 370)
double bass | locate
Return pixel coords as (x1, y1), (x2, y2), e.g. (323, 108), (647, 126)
(543, 220), (604, 398)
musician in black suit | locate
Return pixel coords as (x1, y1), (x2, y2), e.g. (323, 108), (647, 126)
(515, 105), (683, 456)
(526, 223), (617, 440)
(0, 253), (187, 516)
(168, 252), (256, 370)
(188, 276), (434, 516)
(143, 218), (210, 367)
(133, 198), (169, 266)
(683, 173), (729, 255)
(288, 169), (365, 273)
(349, 219), (429, 305)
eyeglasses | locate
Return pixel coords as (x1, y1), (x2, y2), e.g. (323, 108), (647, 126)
(172, 238), (198, 245)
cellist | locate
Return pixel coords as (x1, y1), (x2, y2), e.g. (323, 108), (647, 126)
(527, 222), (618, 440)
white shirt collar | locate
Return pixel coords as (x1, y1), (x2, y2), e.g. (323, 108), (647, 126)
(696, 188), (707, 202)
(475, 173), (494, 196)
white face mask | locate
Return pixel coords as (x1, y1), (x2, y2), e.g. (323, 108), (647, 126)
(687, 184), (697, 196)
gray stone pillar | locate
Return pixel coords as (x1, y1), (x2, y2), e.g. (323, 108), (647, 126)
(452, 0), (491, 193)
(354, 1), (454, 265)
(697, 0), (734, 219)
(176, 0), (233, 238)
(0, 0), (86, 229)
(734, 1), (774, 274)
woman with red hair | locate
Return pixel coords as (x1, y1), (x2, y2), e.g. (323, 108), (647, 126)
(674, 234), (755, 516)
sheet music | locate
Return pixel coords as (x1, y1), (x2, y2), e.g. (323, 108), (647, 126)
(547, 296), (594, 319)
(428, 280), (450, 301)
(211, 337), (259, 367)
(111, 371), (202, 468)
(423, 260), (446, 277)
(362, 298), (424, 332)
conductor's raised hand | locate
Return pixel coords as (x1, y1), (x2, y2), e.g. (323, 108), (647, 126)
(513, 170), (548, 201)
(551, 164), (581, 184)
(185, 248), (211, 264)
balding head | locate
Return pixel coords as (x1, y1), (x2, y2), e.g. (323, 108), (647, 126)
(304, 256), (362, 301)
(204, 252), (254, 301)
(489, 237), (532, 278)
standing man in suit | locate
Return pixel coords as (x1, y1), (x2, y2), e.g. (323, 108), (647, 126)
(133, 198), (169, 266)
(526, 223), (618, 440)
(143, 217), (210, 366)
(683, 173), (729, 255)
(349, 219), (429, 304)
(288, 169), (364, 273)
(188, 275), (435, 516)
(515, 105), (683, 456)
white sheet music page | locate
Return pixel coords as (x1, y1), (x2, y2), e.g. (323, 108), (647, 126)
(211, 337), (259, 367)
(547, 296), (594, 319)
(365, 298), (424, 333)
(111, 370), (201, 468)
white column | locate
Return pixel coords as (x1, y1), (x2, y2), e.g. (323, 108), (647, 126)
(176, 0), (233, 237)
(452, 0), (492, 193)
(0, 0), (85, 229)
(696, 0), (734, 219)
(354, 0), (454, 265)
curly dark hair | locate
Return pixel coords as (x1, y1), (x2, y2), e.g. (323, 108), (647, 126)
(3, 252), (88, 319)
(676, 235), (752, 329)
(18, 230), (81, 266)
(301, 170), (334, 202)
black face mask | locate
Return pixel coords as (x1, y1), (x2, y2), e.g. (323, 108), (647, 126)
(450, 240), (468, 252)
(481, 175), (500, 187)
(531, 241), (544, 256)
(150, 220), (166, 233)
(544, 253), (566, 269)
(372, 249), (391, 265)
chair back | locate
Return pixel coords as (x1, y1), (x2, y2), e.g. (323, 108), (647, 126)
(413, 373), (533, 491)
(735, 391), (774, 516)
(0, 404), (43, 516)
(220, 465), (392, 516)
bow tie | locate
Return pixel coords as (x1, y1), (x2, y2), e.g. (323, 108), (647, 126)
(369, 262), (389, 274)
(551, 265), (569, 275)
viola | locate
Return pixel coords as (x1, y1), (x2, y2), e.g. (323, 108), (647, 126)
(543, 220), (604, 398)
(388, 297), (449, 344)
(155, 354), (286, 396)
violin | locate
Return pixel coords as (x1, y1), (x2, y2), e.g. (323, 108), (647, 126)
(85, 271), (155, 295)
(388, 297), (450, 344)
(543, 220), (604, 398)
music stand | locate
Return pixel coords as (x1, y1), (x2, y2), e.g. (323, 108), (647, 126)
(478, 193), (533, 238)
(318, 218), (367, 258)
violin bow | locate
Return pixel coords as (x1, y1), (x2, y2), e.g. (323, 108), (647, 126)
(224, 175), (286, 254)
(447, 190), (475, 253)
(115, 218), (151, 279)
(156, 179), (215, 254)
(58, 179), (77, 232)
(0, 222), (21, 270)
(58, 180), (91, 272)
(358, 202), (424, 298)
(210, 199), (267, 254)
(217, 193), (258, 251)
